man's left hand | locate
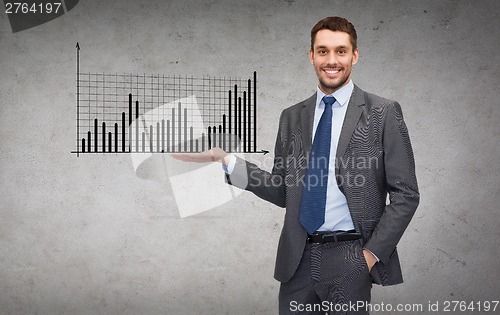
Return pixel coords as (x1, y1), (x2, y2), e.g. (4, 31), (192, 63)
(362, 249), (377, 272)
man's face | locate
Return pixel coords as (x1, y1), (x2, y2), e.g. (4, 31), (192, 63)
(309, 30), (358, 95)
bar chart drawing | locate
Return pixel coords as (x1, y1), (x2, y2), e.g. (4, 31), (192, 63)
(73, 44), (260, 156)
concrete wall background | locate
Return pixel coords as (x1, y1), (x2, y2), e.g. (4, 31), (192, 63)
(1, 0), (498, 314)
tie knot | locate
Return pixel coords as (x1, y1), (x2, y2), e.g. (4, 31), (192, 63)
(323, 96), (336, 107)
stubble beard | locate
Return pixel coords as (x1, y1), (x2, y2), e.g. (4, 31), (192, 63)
(316, 66), (351, 94)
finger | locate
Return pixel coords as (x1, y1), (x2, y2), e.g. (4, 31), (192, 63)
(170, 153), (200, 162)
(170, 152), (211, 163)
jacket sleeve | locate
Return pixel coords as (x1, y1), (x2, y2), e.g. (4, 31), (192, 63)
(225, 112), (286, 208)
(364, 102), (420, 264)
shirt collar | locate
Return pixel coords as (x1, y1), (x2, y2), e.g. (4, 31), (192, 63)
(315, 80), (354, 108)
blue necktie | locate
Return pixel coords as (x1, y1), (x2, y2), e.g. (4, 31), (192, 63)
(299, 96), (336, 234)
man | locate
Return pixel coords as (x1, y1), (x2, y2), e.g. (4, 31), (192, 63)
(173, 16), (419, 314)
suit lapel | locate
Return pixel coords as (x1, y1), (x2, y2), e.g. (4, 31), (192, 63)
(336, 85), (365, 162)
(300, 93), (317, 155)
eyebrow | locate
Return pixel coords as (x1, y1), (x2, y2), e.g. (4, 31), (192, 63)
(315, 45), (349, 50)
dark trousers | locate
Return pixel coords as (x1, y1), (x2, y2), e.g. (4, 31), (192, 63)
(279, 239), (372, 315)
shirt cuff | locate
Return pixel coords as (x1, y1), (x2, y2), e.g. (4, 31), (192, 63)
(222, 154), (237, 174)
(363, 248), (380, 262)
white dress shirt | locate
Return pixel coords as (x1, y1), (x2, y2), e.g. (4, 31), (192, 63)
(313, 81), (355, 232)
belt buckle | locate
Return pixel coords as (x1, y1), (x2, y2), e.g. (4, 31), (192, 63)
(312, 233), (327, 244)
(323, 232), (338, 243)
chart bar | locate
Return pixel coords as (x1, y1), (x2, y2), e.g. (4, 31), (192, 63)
(190, 126), (193, 152)
(238, 97), (242, 152)
(102, 122), (106, 152)
(243, 91), (247, 153)
(128, 94), (132, 152)
(94, 118), (98, 152)
(228, 90), (232, 134)
(178, 102), (181, 152)
(108, 132), (112, 153)
(135, 100), (139, 152)
(171, 108), (175, 152)
(218, 125), (222, 150)
(222, 114), (226, 151)
(114, 123), (118, 152)
(129, 94), (132, 125)
(166, 120), (170, 152)
(157, 122), (160, 153)
(184, 107), (187, 152)
(254, 71), (257, 152)
(248, 79), (252, 152)
(161, 119), (165, 152)
(208, 127), (211, 149)
(150, 125), (153, 152)
(213, 126), (217, 148)
(141, 132), (145, 152)
(76, 44), (80, 156)
(87, 131), (91, 152)
(234, 84), (238, 151)
(228, 90), (232, 152)
(121, 113), (126, 152)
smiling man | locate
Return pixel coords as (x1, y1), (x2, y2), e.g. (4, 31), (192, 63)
(310, 27), (358, 95)
(173, 16), (419, 315)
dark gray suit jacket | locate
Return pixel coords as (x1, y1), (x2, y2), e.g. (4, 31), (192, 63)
(227, 85), (419, 286)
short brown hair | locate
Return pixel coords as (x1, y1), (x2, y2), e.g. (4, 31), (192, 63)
(311, 16), (357, 51)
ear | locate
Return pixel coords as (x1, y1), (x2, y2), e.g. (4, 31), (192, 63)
(352, 48), (359, 65)
(309, 48), (314, 65)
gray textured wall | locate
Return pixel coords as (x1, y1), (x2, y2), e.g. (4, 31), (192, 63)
(1, 0), (499, 314)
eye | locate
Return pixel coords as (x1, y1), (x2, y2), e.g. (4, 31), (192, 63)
(318, 50), (327, 55)
(338, 50), (346, 55)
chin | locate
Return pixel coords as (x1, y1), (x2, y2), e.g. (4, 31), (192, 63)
(321, 82), (342, 92)
(320, 78), (347, 92)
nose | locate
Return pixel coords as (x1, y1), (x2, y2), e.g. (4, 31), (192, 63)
(327, 51), (338, 65)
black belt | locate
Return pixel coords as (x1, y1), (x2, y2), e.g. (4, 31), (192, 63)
(306, 230), (361, 244)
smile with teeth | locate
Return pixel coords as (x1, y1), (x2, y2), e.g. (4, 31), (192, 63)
(324, 68), (342, 75)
